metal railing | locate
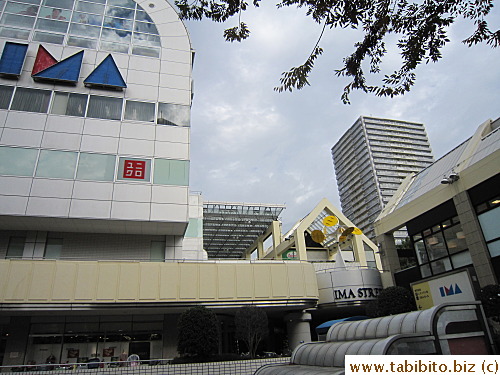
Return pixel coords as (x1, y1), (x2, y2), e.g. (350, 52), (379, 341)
(1, 358), (291, 375)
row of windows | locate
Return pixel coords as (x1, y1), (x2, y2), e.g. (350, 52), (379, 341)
(476, 195), (500, 259)
(6, 236), (167, 262)
(0, 146), (189, 186)
(411, 216), (472, 278)
(0, 0), (161, 57)
(0, 85), (190, 125)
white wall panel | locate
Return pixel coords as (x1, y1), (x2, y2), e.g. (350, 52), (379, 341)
(5, 112), (47, 131)
(158, 87), (191, 105)
(0, 195), (28, 214)
(159, 74), (191, 90)
(157, 22), (190, 38)
(73, 181), (113, 200)
(120, 122), (155, 140)
(45, 116), (84, 134)
(126, 70), (160, 86)
(160, 61), (191, 77)
(69, 199), (112, 219)
(150, 203), (187, 221)
(111, 201), (150, 220)
(118, 138), (154, 156)
(154, 141), (189, 159)
(0, 111), (7, 128)
(31, 179), (74, 198)
(151, 185), (188, 204)
(113, 183), (152, 202)
(161, 49), (192, 64)
(1, 128), (43, 148)
(42, 132), (82, 151)
(80, 135), (119, 154)
(124, 84), (159, 101)
(128, 56), (161, 73)
(156, 126), (189, 144)
(160, 36), (190, 52)
(0, 176), (32, 196)
(26, 197), (71, 216)
(83, 119), (120, 137)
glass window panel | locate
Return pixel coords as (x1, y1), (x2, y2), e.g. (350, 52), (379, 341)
(0, 26), (31, 39)
(487, 240), (500, 258)
(67, 36), (97, 48)
(157, 103), (190, 127)
(131, 45), (159, 58)
(135, 10), (152, 22)
(33, 31), (64, 44)
(105, 5), (134, 18)
(150, 241), (164, 262)
(117, 157), (151, 182)
(478, 207), (500, 242)
(124, 100), (154, 122)
(87, 95), (122, 120)
(101, 27), (131, 43)
(36, 150), (77, 179)
(45, 238), (62, 259)
(5, 2), (39, 16)
(0, 146), (38, 176)
(134, 21), (157, 34)
(77, 153), (116, 181)
(430, 258), (452, 275)
(451, 251), (472, 268)
(6, 237), (25, 259)
(425, 232), (447, 260)
(443, 224), (468, 254)
(35, 18), (69, 33)
(0, 85), (14, 109)
(51, 92), (87, 117)
(104, 16), (132, 30)
(11, 87), (51, 113)
(75, 1), (105, 14)
(71, 11), (102, 26)
(99, 40), (128, 53)
(1, 13), (36, 28)
(10, 0), (41, 5)
(414, 239), (428, 264)
(153, 159), (189, 186)
(108, 0), (136, 9)
(133, 32), (160, 46)
(42, 0), (73, 9)
(420, 264), (431, 278)
(69, 23), (100, 37)
(39, 6), (69, 19)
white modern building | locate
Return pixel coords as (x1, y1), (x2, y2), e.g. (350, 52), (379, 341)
(0, 0), (386, 367)
(331, 116), (434, 241)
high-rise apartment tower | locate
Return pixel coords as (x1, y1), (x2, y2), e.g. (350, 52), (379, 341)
(331, 116), (434, 241)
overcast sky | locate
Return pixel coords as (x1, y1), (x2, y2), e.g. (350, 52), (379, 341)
(184, 3), (500, 232)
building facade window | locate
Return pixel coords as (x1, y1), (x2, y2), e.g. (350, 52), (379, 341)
(6, 236), (25, 259)
(44, 238), (63, 259)
(36, 150), (78, 179)
(51, 91), (87, 116)
(411, 215), (472, 278)
(11, 87), (51, 113)
(476, 195), (500, 258)
(0, 146), (38, 176)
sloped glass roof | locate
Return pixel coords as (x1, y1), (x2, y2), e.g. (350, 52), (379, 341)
(203, 201), (285, 259)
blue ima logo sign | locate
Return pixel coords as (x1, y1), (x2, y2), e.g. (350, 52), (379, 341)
(0, 41), (126, 90)
(439, 283), (463, 297)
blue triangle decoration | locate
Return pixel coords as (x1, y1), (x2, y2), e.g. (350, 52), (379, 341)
(32, 50), (83, 85)
(0, 42), (28, 78)
(84, 55), (126, 90)
(454, 283), (462, 294)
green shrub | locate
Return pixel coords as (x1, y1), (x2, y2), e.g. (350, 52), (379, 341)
(177, 306), (219, 358)
(370, 286), (417, 317)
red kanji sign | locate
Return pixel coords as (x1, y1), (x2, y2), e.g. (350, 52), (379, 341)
(123, 160), (146, 179)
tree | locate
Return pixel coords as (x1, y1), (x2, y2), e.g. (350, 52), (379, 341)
(175, 0), (498, 103)
(235, 306), (269, 358)
(369, 286), (417, 317)
(177, 306), (220, 358)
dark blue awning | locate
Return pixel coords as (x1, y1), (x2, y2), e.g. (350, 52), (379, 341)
(316, 316), (369, 335)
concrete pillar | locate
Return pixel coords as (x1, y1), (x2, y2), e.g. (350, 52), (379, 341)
(375, 232), (399, 287)
(453, 192), (497, 286)
(285, 311), (311, 351)
(2, 316), (30, 367)
(162, 314), (179, 359)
